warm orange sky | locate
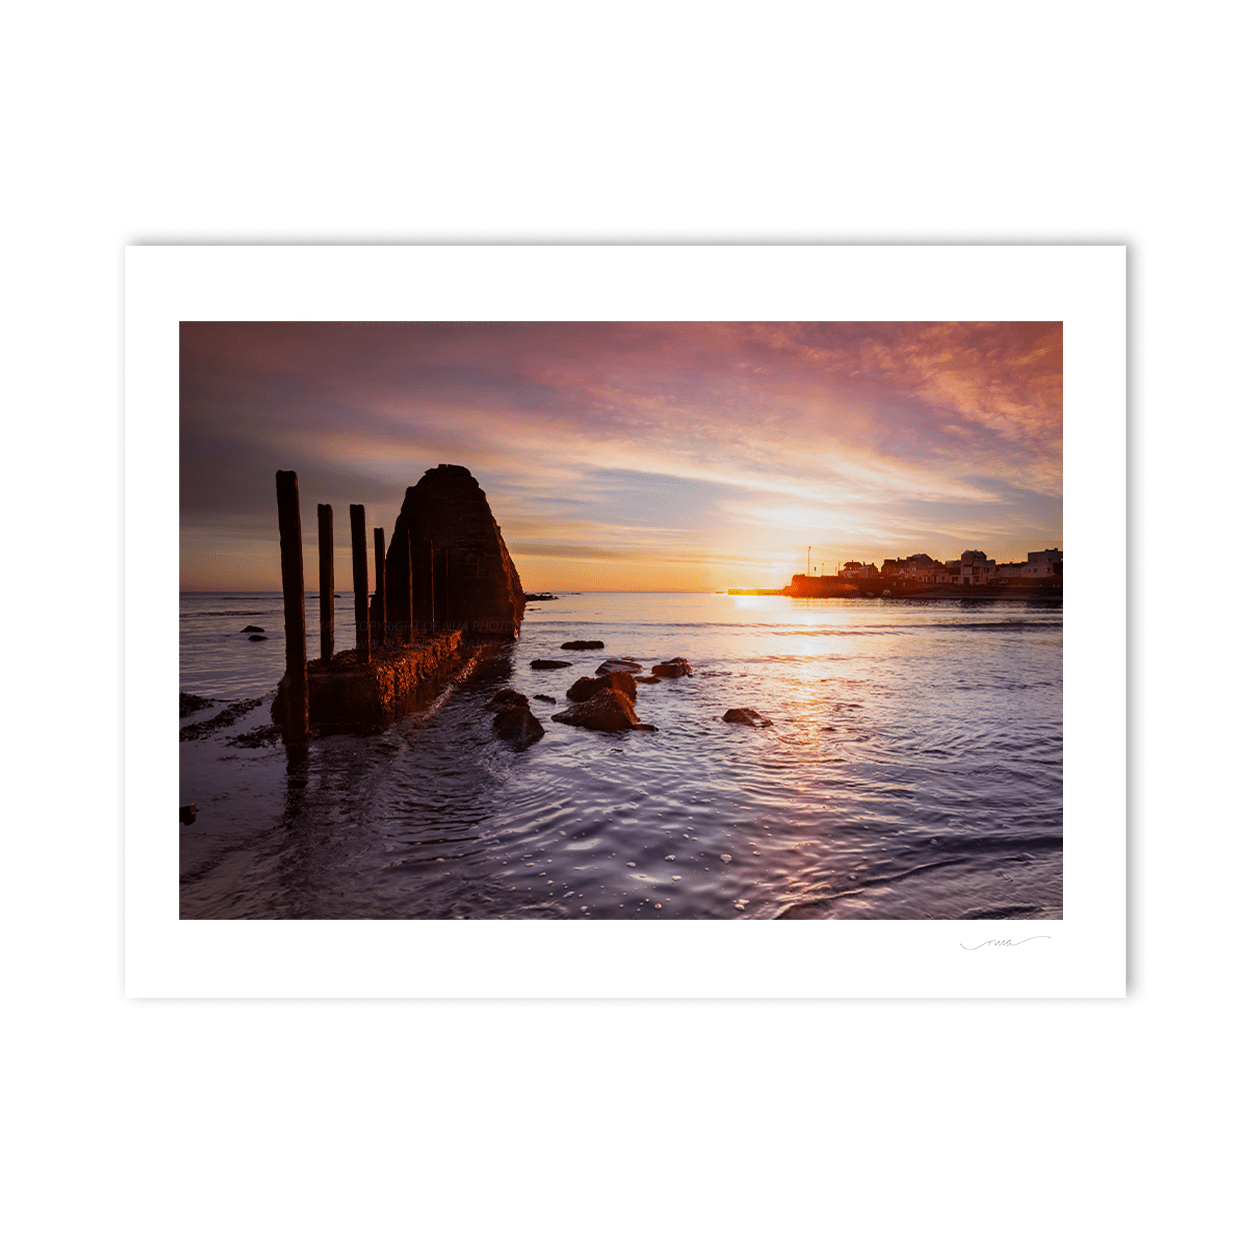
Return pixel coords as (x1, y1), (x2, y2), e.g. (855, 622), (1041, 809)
(180, 321), (1062, 591)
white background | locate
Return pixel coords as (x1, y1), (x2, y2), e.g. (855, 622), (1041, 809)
(6, 5), (1245, 1248)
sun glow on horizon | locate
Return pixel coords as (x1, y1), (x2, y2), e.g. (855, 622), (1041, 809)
(180, 321), (1061, 592)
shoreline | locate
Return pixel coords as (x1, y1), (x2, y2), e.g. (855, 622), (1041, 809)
(730, 584), (1062, 602)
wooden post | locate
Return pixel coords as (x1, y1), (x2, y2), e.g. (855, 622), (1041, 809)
(350, 504), (370, 665)
(429, 539), (437, 631)
(373, 527), (387, 649)
(443, 547), (451, 630)
(433, 542), (445, 630)
(404, 526), (415, 645)
(414, 533), (432, 635)
(275, 471), (309, 742)
(317, 504), (334, 664)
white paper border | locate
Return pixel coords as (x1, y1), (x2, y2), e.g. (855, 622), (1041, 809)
(126, 245), (1124, 997)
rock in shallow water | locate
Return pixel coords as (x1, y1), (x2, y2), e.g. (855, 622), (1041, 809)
(566, 671), (638, 702)
(561, 640), (605, 650)
(723, 707), (772, 727)
(652, 657), (693, 678)
(552, 688), (656, 732)
(179, 692), (217, 717)
(489, 689), (526, 708)
(530, 659), (573, 669)
(490, 689), (546, 747)
(595, 658), (643, 674)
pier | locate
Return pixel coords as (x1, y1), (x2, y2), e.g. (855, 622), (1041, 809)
(272, 465), (526, 736)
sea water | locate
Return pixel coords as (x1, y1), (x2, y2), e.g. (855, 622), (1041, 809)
(179, 591), (1062, 919)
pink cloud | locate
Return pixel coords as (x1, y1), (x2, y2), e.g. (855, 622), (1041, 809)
(180, 321), (1061, 590)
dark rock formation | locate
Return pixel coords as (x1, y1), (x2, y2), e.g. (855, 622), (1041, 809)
(181, 697), (265, 742)
(595, 658), (642, 674)
(373, 464), (525, 639)
(533, 694), (556, 703)
(241, 625), (265, 633)
(552, 688), (655, 732)
(531, 659), (573, 669)
(525, 593), (558, 601)
(248, 635), (268, 642)
(566, 671), (638, 702)
(490, 689), (545, 748)
(228, 724), (283, 748)
(561, 640), (605, 650)
(652, 657), (693, 677)
(723, 707), (773, 727)
(180, 692), (217, 717)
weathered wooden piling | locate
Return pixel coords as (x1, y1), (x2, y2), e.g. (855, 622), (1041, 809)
(444, 548), (451, 628)
(373, 527), (387, 649)
(429, 539), (437, 630)
(350, 504), (370, 665)
(403, 526), (415, 644)
(414, 535), (432, 634)
(434, 543), (447, 629)
(317, 503), (334, 664)
(275, 470), (309, 741)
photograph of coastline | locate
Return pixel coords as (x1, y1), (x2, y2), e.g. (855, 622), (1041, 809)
(180, 320), (1062, 921)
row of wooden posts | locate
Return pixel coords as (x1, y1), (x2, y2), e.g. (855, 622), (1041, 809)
(275, 470), (454, 742)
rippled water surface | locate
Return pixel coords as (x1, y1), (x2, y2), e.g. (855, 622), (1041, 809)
(180, 591), (1062, 919)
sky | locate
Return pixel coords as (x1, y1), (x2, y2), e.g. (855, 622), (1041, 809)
(180, 321), (1062, 592)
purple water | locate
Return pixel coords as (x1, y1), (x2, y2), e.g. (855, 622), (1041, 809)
(180, 590), (1062, 919)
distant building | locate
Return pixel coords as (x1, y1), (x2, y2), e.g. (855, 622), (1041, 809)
(959, 549), (996, 585)
(903, 553), (938, 584)
(996, 548), (1062, 581)
(880, 554), (939, 584)
(1026, 548), (1063, 578)
(789, 546), (1059, 592)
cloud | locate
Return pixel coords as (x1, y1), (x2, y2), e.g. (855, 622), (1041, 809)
(180, 321), (1061, 588)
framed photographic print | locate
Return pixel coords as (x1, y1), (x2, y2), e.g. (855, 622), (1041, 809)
(126, 245), (1125, 997)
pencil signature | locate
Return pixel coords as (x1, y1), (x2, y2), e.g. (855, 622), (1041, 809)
(960, 936), (1051, 950)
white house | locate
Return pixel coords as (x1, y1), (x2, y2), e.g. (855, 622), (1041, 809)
(1024, 548), (1062, 578)
(958, 549), (996, 585)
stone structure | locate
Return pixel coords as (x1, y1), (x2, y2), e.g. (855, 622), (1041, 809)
(271, 464), (526, 735)
(273, 630), (468, 731)
(373, 464), (525, 639)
